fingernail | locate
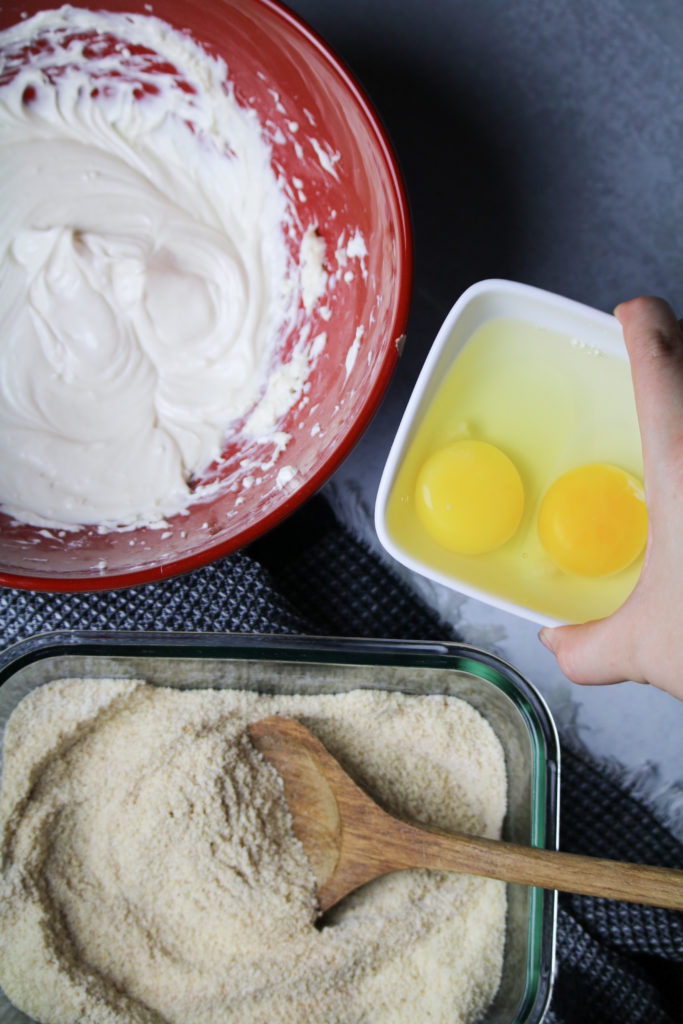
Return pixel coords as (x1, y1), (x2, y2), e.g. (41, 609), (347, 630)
(612, 302), (623, 318)
(538, 627), (556, 653)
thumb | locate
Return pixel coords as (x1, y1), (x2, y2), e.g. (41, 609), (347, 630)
(538, 609), (641, 686)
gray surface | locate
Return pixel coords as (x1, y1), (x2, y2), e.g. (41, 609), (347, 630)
(287, 0), (683, 334)
(284, 0), (683, 830)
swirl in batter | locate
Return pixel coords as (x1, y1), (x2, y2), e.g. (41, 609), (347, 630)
(0, 6), (301, 530)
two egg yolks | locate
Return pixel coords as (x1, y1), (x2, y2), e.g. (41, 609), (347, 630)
(415, 440), (648, 576)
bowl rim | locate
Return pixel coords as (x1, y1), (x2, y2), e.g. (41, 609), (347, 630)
(374, 278), (629, 627)
(0, 0), (414, 594)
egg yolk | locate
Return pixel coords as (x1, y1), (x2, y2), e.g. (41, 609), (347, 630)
(537, 463), (648, 577)
(415, 440), (524, 555)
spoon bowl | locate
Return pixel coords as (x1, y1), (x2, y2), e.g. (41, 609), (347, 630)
(249, 715), (683, 914)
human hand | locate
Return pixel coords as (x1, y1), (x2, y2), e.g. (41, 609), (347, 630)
(539, 296), (683, 701)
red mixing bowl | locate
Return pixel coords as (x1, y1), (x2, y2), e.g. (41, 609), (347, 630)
(0, 0), (412, 591)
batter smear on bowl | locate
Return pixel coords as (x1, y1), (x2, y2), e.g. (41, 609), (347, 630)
(0, 680), (507, 1024)
(0, 6), (328, 531)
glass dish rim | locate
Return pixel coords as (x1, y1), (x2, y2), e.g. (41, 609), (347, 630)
(0, 629), (559, 1024)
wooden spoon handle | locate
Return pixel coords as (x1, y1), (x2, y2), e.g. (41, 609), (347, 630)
(248, 716), (682, 913)
(386, 819), (683, 909)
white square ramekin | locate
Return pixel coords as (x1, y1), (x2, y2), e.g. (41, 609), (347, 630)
(374, 278), (632, 626)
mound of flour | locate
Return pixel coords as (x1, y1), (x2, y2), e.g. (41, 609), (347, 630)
(0, 681), (507, 1024)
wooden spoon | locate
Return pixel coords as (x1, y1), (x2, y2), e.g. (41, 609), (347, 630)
(248, 716), (683, 913)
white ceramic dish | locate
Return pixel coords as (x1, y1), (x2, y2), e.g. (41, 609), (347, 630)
(375, 278), (640, 627)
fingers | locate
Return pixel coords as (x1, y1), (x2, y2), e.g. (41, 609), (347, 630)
(539, 612), (641, 686)
(613, 297), (683, 467)
(537, 296), (683, 697)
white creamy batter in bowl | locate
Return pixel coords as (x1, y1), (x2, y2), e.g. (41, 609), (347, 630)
(0, 1), (412, 589)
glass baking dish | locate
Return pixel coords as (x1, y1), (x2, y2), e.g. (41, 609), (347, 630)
(0, 631), (559, 1024)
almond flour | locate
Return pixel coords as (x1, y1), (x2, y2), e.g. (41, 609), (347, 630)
(0, 681), (507, 1024)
